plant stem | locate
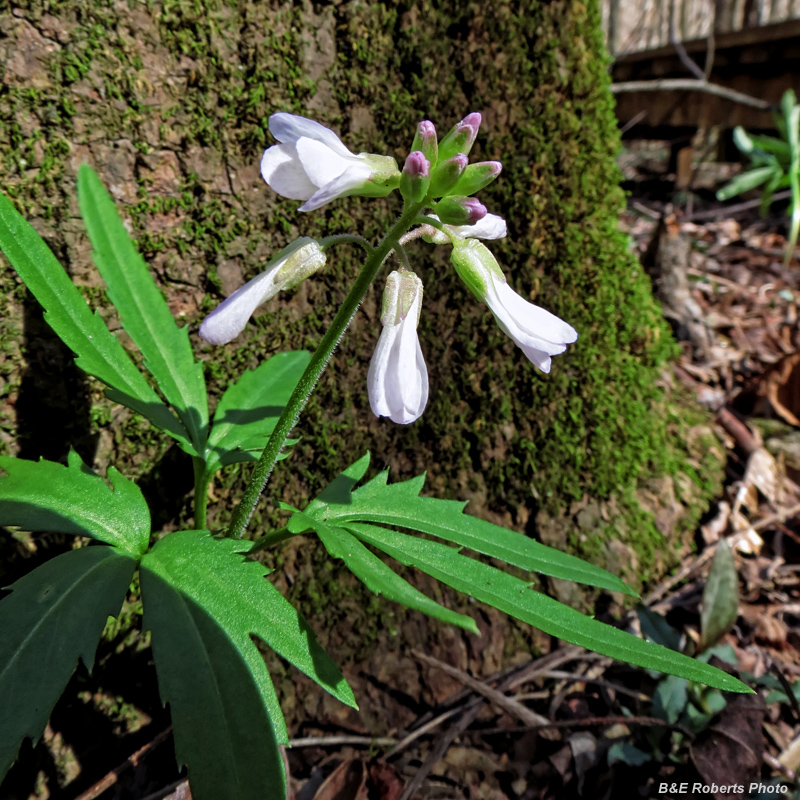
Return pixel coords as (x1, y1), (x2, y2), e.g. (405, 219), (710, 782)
(318, 233), (374, 253)
(193, 457), (209, 530)
(227, 201), (424, 539)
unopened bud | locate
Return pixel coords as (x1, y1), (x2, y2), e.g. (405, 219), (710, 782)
(431, 196), (487, 226)
(399, 151), (431, 202)
(410, 120), (438, 168)
(438, 112), (481, 163)
(450, 161), (502, 197)
(428, 154), (468, 198)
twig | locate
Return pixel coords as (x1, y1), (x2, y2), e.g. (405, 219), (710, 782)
(412, 650), (549, 727)
(533, 669), (650, 700)
(670, 0), (705, 80)
(611, 79), (772, 111)
(465, 714), (694, 736)
(620, 109), (648, 135)
(139, 779), (187, 800)
(387, 706), (464, 756)
(289, 735), (397, 748)
(396, 647), (586, 800)
(73, 726), (173, 800)
(753, 502), (800, 532)
(687, 189), (793, 221)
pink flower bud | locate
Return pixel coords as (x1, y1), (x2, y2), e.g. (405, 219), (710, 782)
(432, 196), (487, 226)
(411, 120), (438, 166)
(399, 151), (431, 202)
(438, 112), (482, 162)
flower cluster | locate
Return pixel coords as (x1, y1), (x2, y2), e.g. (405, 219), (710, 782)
(199, 112), (577, 424)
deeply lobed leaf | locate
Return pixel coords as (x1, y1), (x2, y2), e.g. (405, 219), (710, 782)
(0, 190), (193, 451)
(346, 522), (750, 693)
(141, 568), (285, 800)
(304, 453), (636, 597)
(0, 546), (135, 780)
(0, 452), (150, 556)
(303, 512), (478, 633)
(78, 165), (209, 454)
(141, 531), (357, 746)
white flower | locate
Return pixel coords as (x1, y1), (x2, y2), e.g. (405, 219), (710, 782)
(367, 271), (428, 424)
(260, 113), (400, 212)
(199, 238), (325, 345)
(450, 239), (577, 373)
(424, 213), (507, 244)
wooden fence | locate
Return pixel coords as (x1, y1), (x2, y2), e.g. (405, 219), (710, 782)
(603, 0), (800, 57)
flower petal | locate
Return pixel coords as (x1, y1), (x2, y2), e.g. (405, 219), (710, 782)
(299, 163), (374, 211)
(260, 143), (317, 200)
(367, 324), (399, 418)
(492, 279), (578, 345)
(199, 270), (279, 345)
(269, 112), (354, 159)
(518, 346), (552, 373)
(295, 137), (362, 189)
(449, 213), (507, 240)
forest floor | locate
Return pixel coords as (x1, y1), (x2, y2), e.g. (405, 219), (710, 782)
(6, 173), (800, 800)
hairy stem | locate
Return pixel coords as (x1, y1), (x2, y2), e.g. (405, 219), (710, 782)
(227, 201), (424, 539)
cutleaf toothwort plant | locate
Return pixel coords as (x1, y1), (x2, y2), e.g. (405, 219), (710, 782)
(0, 112), (751, 800)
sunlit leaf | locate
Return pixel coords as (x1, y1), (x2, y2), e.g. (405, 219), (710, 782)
(141, 531), (356, 746)
(302, 453), (636, 597)
(305, 513), (478, 633)
(206, 351), (310, 471)
(0, 452), (150, 557)
(717, 166), (777, 201)
(141, 568), (285, 800)
(0, 191), (192, 451)
(344, 522), (750, 693)
(78, 165), (209, 453)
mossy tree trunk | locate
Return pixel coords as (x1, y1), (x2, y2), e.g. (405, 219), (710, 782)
(0, 0), (722, 596)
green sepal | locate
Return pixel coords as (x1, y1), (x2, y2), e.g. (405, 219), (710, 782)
(449, 162), (502, 196)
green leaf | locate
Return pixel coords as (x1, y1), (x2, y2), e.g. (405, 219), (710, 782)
(607, 742), (651, 767)
(653, 674), (688, 724)
(303, 454), (636, 597)
(78, 165), (209, 453)
(733, 127), (791, 162)
(637, 607), (682, 652)
(0, 191), (193, 452)
(140, 568), (285, 800)
(141, 531), (356, 745)
(716, 166), (778, 201)
(0, 546), (135, 781)
(699, 540), (739, 651)
(206, 351), (310, 472)
(303, 513), (478, 633)
(345, 522), (751, 693)
(0, 453), (150, 557)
